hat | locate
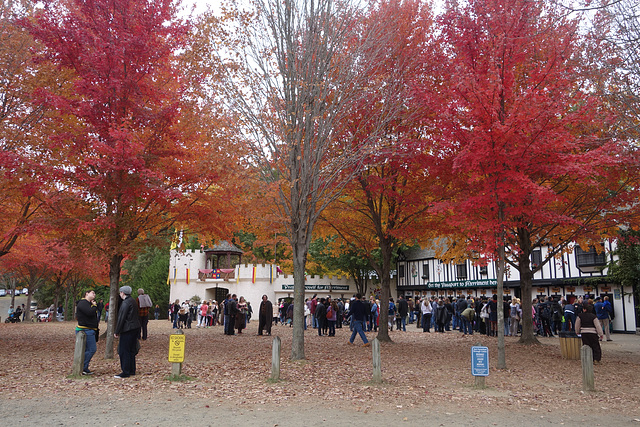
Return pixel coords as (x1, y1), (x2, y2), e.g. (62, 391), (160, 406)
(119, 286), (132, 295)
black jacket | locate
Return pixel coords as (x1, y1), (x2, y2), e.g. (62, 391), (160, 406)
(115, 296), (141, 334)
(76, 299), (98, 329)
(397, 298), (409, 317)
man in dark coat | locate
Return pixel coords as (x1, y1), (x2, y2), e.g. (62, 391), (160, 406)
(114, 286), (141, 379)
(315, 298), (326, 336)
(396, 295), (409, 331)
(258, 295), (273, 335)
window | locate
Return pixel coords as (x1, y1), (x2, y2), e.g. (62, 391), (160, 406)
(531, 249), (542, 269)
(421, 264), (429, 281)
(479, 266), (488, 275)
(398, 264), (405, 278)
(575, 246), (606, 273)
(456, 263), (467, 280)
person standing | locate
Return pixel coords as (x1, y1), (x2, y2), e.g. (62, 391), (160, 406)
(114, 286), (141, 379)
(154, 304), (160, 320)
(562, 298), (576, 332)
(421, 297), (433, 332)
(315, 298), (326, 336)
(75, 289), (98, 375)
(137, 288), (153, 340)
(310, 295), (318, 328)
(236, 296), (247, 334)
(594, 296), (613, 341)
(348, 294), (370, 347)
(575, 303), (604, 364)
(258, 295), (273, 336)
(227, 294), (238, 335)
(396, 295), (408, 332)
(171, 299), (180, 329)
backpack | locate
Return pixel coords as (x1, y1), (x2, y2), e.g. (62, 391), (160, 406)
(540, 303), (551, 320)
(480, 303), (490, 319)
(326, 305), (334, 319)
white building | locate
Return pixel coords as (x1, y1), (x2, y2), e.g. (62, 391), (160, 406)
(396, 241), (637, 333)
(168, 245), (391, 306)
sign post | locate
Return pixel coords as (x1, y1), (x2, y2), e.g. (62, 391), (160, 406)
(168, 329), (185, 377)
(471, 345), (489, 389)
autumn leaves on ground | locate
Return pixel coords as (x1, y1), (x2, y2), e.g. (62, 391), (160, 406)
(2, 320), (639, 419)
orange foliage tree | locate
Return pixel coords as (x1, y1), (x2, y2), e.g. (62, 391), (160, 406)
(25, 0), (235, 357)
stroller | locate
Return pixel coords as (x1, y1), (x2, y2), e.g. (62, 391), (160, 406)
(5, 308), (22, 323)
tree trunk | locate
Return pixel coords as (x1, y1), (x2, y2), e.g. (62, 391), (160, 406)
(291, 243), (307, 360)
(104, 254), (123, 359)
(496, 236), (506, 369)
(375, 240), (394, 343)
(516, 230), (540, 345)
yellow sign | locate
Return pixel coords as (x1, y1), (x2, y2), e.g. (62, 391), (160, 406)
(168, 334), (186, 363)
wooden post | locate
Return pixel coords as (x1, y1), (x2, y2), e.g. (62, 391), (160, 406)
(169, 329), (185, 378)
(472, 342), (487, 389)
(270, 336), (281, 381)
(581, 345), (595, 392)
(171, 360), (182, 377)
(72, 331), (86, 376)
(372, 338), (382, 383)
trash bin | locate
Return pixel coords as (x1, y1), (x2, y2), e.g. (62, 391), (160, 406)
(558, 331), (581, 360)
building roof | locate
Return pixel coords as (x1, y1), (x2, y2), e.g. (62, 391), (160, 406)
(204, 241), (243, 255)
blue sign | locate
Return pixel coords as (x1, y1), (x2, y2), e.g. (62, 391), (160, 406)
(471, 346), (489, 377)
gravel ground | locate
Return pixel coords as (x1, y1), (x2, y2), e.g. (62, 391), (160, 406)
(1, 318), (639, 426)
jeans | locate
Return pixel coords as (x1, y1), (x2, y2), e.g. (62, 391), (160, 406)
(400, 315), (406, 331)
(140, 315), (149, 340)
(422, 313), (431, 332)
(349, 320), (368, 344)
(504, 316), (510, 336)
(461, 317), (473, 335)
(563, 312), (576, 332)
(77, 329), (96, 372)
(328, 320), (336, 336)
(510, 317), (519, 336)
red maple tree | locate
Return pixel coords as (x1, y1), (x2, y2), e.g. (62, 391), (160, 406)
(419, 0), (640, 344)
(25, 0), (231, 357)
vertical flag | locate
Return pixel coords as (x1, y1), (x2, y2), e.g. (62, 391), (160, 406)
(173, 267), (177, 285)
(236, 265), (239, 285)
(252, 266), (256, 283)
(269, 265), (273, 284)
(167, 270), (171, 285)
(186, 268), (190, 285)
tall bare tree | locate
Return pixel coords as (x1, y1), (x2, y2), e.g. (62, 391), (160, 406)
(214, 0), (405, 359)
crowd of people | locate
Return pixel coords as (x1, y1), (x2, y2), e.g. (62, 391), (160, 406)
(169, 295), (255, 335)
(166, 291), (615, 363)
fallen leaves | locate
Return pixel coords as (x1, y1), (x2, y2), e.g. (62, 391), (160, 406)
(0, 320), (639, 418)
